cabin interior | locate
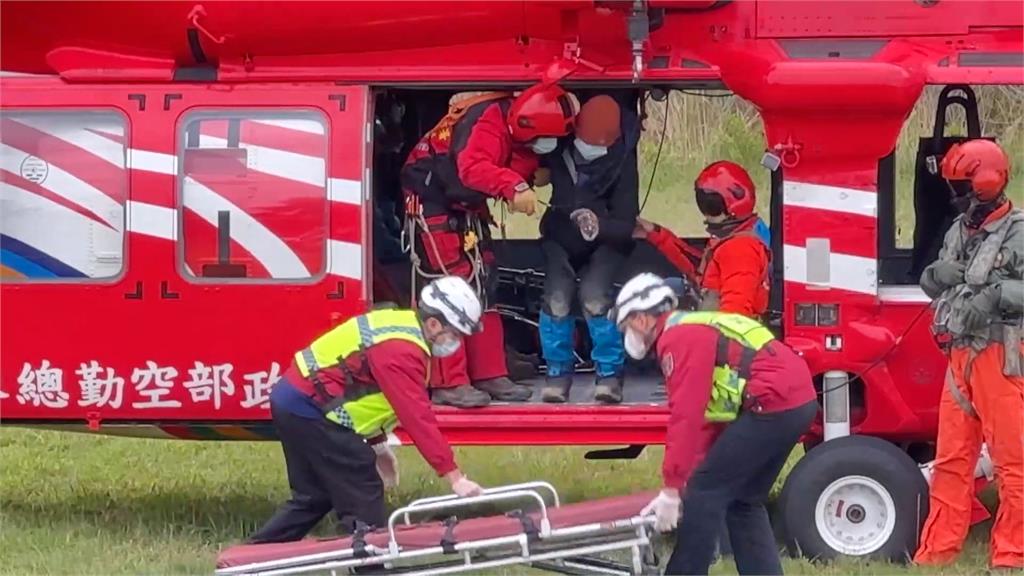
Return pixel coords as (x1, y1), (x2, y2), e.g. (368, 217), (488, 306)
(361, 83), (997, 405)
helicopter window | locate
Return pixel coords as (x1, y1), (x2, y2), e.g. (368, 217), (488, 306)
(0, 110), (127, 282)
(176, 111), (329, 282)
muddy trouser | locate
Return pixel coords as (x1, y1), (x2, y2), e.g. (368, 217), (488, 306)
(414, 211), (508, 387)
(539, 240), (627, 378)
(914, 342), (1024, 568)
(249, 399), (385, 544)
(666, 400), (817, 576)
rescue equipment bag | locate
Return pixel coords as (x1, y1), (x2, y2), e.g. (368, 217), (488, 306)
(664, 311), (776, 422)
(294, 309), (429, 436)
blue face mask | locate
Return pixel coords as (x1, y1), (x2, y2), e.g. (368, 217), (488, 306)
(573, 138), (608, 162)
(529, 137), (558, 155)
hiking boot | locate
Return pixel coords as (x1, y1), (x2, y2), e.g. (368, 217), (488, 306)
(541, 375), (573, 403)
(594, 375), (624, 404)
(432, 385), (491, 408)
(506, 352), (539, 381)
(473, 377), (533, 402)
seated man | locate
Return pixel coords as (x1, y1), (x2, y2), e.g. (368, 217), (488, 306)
(635, 161), (771, 319)
(538, 93), (641, 404)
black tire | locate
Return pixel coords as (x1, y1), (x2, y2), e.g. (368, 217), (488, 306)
(777, 435), (929, 563)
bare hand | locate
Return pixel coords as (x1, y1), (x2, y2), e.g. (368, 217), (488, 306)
(510, 188), (538, 216)
(633, 218), (655, 239)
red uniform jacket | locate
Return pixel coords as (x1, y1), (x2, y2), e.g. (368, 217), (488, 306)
(655, 318), (816, 490)
(455, 102), (539, 201)
(285, 340), (456, 477)
(700, 229), (771, 317)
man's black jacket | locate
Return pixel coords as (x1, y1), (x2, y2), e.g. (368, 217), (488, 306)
(539, 94), (641, 259)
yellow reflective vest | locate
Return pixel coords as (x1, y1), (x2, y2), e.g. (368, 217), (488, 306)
(294, 309), (429, 436)
(664, 311), (775, 422)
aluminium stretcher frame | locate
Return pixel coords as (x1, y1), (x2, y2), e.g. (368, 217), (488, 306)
(216, 482), (660, 576)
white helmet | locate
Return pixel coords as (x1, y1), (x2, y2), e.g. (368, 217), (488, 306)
(610, 273), (678, 327)
(419, 276), (483, 336)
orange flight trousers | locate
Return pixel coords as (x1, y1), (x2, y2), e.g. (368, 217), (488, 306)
(915, 342), (1024, 568)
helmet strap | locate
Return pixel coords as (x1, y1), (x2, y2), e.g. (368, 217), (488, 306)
(704, 214), (753, 238)
(965, 194), (1007, 230)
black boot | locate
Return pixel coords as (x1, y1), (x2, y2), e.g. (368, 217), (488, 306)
(594, 374), (623, 404)
(473, 377), (533, 402)
(432, 385), (491, 408)
(541, 374), (573, 403)
(506, 347), (539, 381)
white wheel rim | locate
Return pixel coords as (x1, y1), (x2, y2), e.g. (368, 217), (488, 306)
(814, 475), (897, 556)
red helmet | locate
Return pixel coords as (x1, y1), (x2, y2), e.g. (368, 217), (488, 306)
(694, 161), (756, 219)
(507, 83), (578, 143)
(940, 139), (1010, 202)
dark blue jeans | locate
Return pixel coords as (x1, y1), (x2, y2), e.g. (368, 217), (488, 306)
(665, 400), (818, 576)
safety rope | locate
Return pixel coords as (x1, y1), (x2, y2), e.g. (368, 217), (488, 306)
(403, 204), (486, 306)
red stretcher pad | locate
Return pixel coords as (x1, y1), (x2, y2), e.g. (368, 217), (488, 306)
(218, 491), (655, 569)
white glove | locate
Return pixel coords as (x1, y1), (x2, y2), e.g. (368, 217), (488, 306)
(451, 475), (483, 498)
(372, 443), (399, 489)
(641, 489), (681, 533)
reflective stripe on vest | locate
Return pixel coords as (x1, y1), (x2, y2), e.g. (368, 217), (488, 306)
(294, 309), (429, 436)
(665, 311), (775, 422)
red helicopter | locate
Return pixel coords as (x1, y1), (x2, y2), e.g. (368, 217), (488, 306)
(1, 0), (1021, 561)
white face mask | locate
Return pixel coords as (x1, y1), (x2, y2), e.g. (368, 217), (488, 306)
(624, 328), (652, 360)
(432, 336), (462, 358)
(574, 138), (608, 162)
(529, 137), (558, 155)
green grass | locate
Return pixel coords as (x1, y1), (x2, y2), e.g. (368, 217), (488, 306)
(503, 85), (1024, 240)
(0, 429), (999, 575)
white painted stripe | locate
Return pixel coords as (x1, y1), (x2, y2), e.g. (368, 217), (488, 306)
(9, 117), (126, 169)
(328, 239), (363, 280)
(1, 182), (123, 277)
(0, 71), (56, 78)
(127, 201), (176, 240)
(0, 142), (123, 229)
(878, 285), (931, 303)
(90, 125), (126, 139)
(329, 178), (361, 206)
(129, 148), (177, 175)
(183, 178), (310, 278)
(197, 135), (325, 187)
(784, 181), (877, 218)
(783, 244), (877, 295)
(250, 119), (326, 135)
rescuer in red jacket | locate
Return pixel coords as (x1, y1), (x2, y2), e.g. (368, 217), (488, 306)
(611, 273), (816, 575)
(635, 161), (771, 318)
(402, 84), (579, 408)
(249, 276), (486, 544)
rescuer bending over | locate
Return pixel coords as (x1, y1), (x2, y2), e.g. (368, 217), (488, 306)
(249, 276), (486, 544)
(537, 93), (641, 404)
(635, 161), (771, 318)
(611, 273), (816, 575)
(914, 139), (1023, 570)
(402, 83), (580, 408)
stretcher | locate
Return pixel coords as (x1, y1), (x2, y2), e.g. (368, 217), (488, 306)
(217, 482), (660, 576)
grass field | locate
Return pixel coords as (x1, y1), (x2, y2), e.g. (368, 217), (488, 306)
(0, 428), (1000, 575)
(3, 87), (1021, 576)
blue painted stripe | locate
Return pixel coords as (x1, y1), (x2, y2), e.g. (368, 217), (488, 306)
(0, 235), (86, 278)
